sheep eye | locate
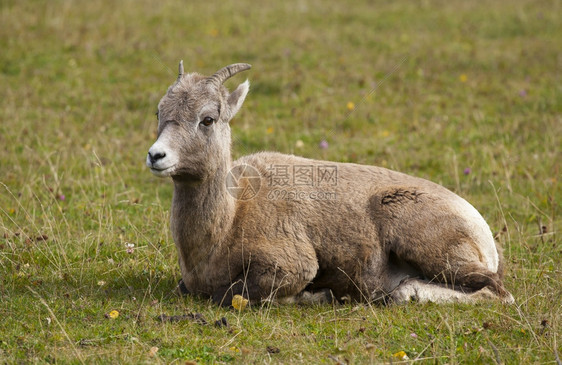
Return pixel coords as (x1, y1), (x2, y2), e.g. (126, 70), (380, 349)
(200, 116), (215, 126)
(155, 110), (159, 120)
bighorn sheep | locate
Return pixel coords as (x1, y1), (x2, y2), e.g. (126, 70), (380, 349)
(146, 62), (514, 306)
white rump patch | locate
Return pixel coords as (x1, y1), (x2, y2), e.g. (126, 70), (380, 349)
(450, 196), (499, 272)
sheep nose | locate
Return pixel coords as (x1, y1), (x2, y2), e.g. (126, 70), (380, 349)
(148, 151), (166, 164)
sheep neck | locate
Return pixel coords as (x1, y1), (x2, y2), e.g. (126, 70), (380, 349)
(170, 158), (236, 271)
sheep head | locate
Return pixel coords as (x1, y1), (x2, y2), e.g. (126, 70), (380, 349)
(147, 62), (251, 180)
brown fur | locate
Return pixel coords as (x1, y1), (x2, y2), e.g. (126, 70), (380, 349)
(147, 64), (513, 306)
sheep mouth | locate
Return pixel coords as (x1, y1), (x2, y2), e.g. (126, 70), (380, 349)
(150, 165), (176, 177)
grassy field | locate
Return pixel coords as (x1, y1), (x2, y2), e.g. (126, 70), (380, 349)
(1, 0), (560, 363)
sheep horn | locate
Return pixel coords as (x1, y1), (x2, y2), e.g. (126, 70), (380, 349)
(207, 63), (252, 88)
(177, 60), (184, 81)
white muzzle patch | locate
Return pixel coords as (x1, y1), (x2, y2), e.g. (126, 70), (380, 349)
(146, 132), (179, 177)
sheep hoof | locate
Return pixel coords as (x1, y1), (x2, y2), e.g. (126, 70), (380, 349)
(502, 292), (515, 304)
(177, 279), (190, 295)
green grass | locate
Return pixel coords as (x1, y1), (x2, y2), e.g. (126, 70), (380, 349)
(1, 0), (560, 363)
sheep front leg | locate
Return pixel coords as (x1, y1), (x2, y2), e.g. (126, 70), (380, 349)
(211, 262), (313, 307)
(209, 237), (319, 307)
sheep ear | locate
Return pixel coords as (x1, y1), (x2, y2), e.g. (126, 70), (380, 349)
(226, 80), (249, 121)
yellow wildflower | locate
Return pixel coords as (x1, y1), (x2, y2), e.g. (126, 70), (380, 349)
(392, 351), (409, 360)
(232, 295), (248, 310)
(108, 310), (119, 319)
